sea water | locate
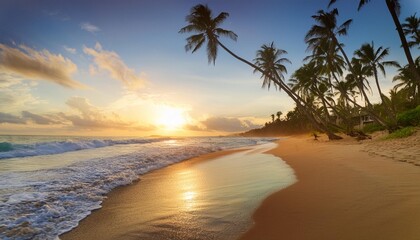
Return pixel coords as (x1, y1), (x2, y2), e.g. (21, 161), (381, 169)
(0, 136), (278, 240)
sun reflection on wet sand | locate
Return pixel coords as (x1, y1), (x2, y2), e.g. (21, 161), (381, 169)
(176, 169), (199, 211)
(61, 143), (297, 240)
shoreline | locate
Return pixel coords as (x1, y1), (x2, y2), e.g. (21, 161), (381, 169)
(240, 135), (420, 239)
(60, 143), (295, 240)
(60, 134), (420, 240)
(59, 148), (246, 240)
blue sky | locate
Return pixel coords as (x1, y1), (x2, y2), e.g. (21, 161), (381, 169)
(0, 0), (419, 136)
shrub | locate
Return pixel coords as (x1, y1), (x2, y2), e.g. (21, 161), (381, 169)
(397, 105), (420, 127)
(363, 123), (386, 133)
(383, 127), (416, 140)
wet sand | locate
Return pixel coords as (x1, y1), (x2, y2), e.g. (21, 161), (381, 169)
(60, 143), (296, 240)
(240, 135), (420, 240)
(61, 134), (420, 240)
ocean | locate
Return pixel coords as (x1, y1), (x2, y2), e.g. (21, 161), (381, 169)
(0, 135), (278, 240)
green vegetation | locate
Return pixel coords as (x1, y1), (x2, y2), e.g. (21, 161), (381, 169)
(180, 2), (419, 139)
(363, 123), (386, 133)
(397, 105), (420, 127)
(383, 127), (416, 140)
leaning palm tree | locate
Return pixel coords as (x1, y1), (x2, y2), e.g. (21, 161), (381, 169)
(305, 8), (353, 73)
(304, 38), (346, 87)
(253, 43), (342, 138)
(306, 8), (393, 129)
(178, 4), (237, 65)
(345, 59), (373, 108)
(180, 4), (342, 139)
(253, 42), (291, 90)
(354, 42), (400, 106)
(402, 14), (420, 49)
(328, 0), (420, 86)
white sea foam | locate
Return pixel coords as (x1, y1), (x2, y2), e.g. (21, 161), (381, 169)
(0, 138), (168, 159)
(0, 137), (277, 240)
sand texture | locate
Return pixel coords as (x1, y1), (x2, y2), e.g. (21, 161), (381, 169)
(363, 130), (420, 166)
(240, 135), (420, 240)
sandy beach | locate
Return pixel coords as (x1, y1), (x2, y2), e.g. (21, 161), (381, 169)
(241, 133), (420, 240)
(60, 133), (420, 240)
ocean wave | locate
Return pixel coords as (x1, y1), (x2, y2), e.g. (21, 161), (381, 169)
(0, 138), (169, 159)
(0, 137), (277, 240)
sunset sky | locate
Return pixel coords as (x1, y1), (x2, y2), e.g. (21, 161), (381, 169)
(0, 0), (419, 136)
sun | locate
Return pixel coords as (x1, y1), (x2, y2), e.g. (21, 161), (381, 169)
(156, 106), (187, 130)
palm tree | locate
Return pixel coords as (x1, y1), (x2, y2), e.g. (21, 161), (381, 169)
(180, 4), (342, 139)
(253, 42), (291, 90)
(276, 111), (282, 121)
(305, 8), (354, 73)
(306, 8), (393, 129)
(289, 62), (332, 121)
(253, 43), (342, 138)
(304, 38), (346, 87)
(354, 42), (400, 116)
(328, 0), (420, 86)
(178, 4), (237, 65)
(393, 56), (420, 104)
(402, 14), (420, 49)
(333, 79), (357, 107)
(345, 59), (373, 108)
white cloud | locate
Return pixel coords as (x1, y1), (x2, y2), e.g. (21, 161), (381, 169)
(0, 73), (40, 111)
(81, 22), (100, 33)
(63, 45), (76, 54)
(0, 44), (84, 88)
(84, 43), (145, 90)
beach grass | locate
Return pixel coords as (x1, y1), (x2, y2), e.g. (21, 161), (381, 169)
(383, 127), (416, 140)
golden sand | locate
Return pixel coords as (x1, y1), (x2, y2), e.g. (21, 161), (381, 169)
(240, 134), (420, 240)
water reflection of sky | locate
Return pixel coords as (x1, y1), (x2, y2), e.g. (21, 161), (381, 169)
(137, 142), (297, 239)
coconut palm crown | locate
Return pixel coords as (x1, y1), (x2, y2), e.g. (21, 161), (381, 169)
(253, 42), (291, 90)
(179, 4), (237, 65)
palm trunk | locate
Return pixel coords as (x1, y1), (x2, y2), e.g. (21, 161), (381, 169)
(216, 40), (342, 140)
(373, 68), (397, 121)
(357, 77), (374, 108)
(323, 97), (353, 133)
(314, 86), (332, 122)
(373, 68), (386, 104)
(385, 0), (420, 86)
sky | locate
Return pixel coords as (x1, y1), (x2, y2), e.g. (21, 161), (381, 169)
(0, 0), (419, 136)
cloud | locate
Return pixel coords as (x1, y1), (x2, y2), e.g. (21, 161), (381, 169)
(64, 96), (154, 130)
(0, 111), (63, 125)
(188, 117), (263, 132)
(0, 73), (40, 111)
(0, 112), (26, 124)
(81, 22), (100, 33)
(0, 96), (155, 131)
(63, 46), (76, 54)
(84, 43), (145, 90)
(0, 44), (84, 88)
(21, 111), (60, 125)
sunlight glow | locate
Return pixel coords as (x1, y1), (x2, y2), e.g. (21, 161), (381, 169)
(183, 191), (196, 201)
(155, 106), (187, 130)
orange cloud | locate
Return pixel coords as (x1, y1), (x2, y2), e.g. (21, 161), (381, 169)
(84, 43), (145, 90)
(0, 44), (84, 88)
